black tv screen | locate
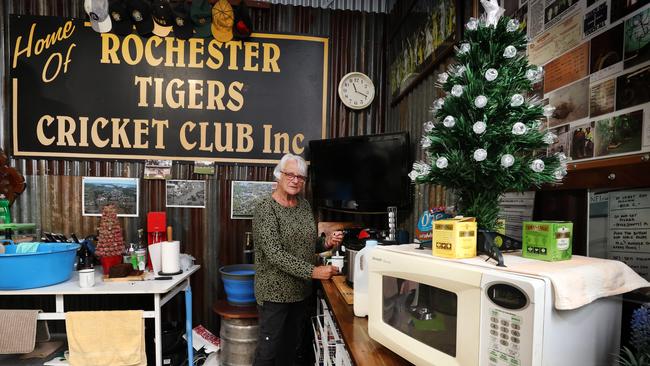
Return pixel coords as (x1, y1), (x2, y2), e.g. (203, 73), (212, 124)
(308, 132), (412, 211)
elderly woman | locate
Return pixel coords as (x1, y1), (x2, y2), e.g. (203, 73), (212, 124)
(252, 153), (342, 366)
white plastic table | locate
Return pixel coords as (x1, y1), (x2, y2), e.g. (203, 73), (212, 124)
(0, 265), (200, 366)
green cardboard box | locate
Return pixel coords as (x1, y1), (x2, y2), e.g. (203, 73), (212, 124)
(522, 221), (572, 261)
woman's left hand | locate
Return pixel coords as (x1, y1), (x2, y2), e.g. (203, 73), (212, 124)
(326, 230), (344, 249)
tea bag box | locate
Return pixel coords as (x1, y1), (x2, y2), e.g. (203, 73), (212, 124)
(522, 221), (573, 261)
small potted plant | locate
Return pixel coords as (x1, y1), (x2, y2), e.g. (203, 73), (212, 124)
(95, 204), (125, 275)
(618, 303), (650, 366)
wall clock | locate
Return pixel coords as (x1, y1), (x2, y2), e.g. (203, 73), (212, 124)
(338, 72), (375, 110)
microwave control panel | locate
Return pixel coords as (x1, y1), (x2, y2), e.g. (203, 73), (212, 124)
(485, 308), (524, 366)
(480, 277), (541, 366)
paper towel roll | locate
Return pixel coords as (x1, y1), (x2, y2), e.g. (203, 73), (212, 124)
(161, 240), (181, 274)
(149, 242), (163, 275)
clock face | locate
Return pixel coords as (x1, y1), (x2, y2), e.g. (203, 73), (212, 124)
(338, 72), (375, 110)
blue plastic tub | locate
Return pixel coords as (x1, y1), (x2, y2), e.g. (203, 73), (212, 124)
(0, 242), (80, 290)
(219, 264), (256, 306)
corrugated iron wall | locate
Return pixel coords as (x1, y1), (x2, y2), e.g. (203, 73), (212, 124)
(1, 1), (388, 333)
(264, 0), (389, 13)
(386, 1), (476, 230)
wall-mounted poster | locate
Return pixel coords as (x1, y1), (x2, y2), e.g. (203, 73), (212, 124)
(82, 177), (139, 217)
(546, 78), (589, 127)
(230, 181), (277, 219)
(594, 109), (644, 157)
(611, 0), (650, 24)
(624, 6), (650, 69)
(590, 79), (616, 117)
(166, 180), (206, 208)
(590, 23), (624, 82)
(569, 121), (596, 160)
(543, 42), (589, 93)
(529, 12), (582, 67)
(544, 0), (580, 29)
(388, 0), (459, 101)
(584, 3), (608, 37)
(616, 65), (650, 111)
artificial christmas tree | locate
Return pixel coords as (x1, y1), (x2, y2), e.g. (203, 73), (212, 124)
(409, 0), (567, 239)
(96, 204), (125, 274)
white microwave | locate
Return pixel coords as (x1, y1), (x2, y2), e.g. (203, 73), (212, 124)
(368, 244), (622, 366)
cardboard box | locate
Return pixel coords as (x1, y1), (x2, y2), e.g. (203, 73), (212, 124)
(522, 221), (573, 261)
(433, 217), (477, 259)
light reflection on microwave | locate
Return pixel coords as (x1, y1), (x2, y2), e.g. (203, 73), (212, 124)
(382, 276), (458, 357)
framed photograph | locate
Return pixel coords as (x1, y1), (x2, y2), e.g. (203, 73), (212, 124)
(144, 160), (172, 180)
(624, 6), (650, 69)
(569, 121), (596, 160)
(231, 181), (277, 219)
(594, 110), (644, 157)
(546, 78), (589, 127)
(166, 180), (206, 208)
(616, 64), (650, 111)
(82, 177), (139, 217)
(388, 0), (462, 104)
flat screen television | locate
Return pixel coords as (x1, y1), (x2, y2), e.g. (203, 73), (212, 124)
(308, 132), (412, 212)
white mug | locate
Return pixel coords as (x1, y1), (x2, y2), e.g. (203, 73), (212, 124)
(79, 268), (95, 288)
(331, 255), (344, 273)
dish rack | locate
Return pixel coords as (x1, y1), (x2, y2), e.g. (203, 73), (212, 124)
(312, 298), (352, 366)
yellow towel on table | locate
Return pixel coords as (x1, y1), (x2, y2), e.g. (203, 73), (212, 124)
(65, 310), (145, 366)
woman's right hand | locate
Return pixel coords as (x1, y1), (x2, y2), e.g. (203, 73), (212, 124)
(312, 265), (339, 280)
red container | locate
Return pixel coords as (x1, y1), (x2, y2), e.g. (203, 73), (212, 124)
(100, 255), (122, 275)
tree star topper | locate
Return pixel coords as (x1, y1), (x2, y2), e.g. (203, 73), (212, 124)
(480, 0), (505, 27)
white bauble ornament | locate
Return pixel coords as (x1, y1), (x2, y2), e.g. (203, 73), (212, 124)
(511, 122), (528, 135)
(466, 17), (479, 31)
(436, 157), (449, 169)
(485, 68), (499, 81)
(525, 69), (537, 81)
(506, 18), (519, 32)
(510, 94), (524, 107)
(459, 43), (470, 54)
(408, 161), (431, 181)
(503, 45), (517, 58)
(530, 159), (545, 173)
(542, 132), (557, 144)
(451, 85), (464, 97)
(553, 168), (567, 180)
(473, 121), (487, 134)
(543, 105), (556, 118)
(474, 95), (488, 108)
(443, 115), (456, 128)
(501, 154), (515, 168)
(407, 170), (418, 181)
(473, 148), (488, 161)
(556, 152), (568, 163)
(420, 136), (431, 148)
(423, 121), (435, 132)
(433, 98), (445, 110)
(437, 72), (449, 84)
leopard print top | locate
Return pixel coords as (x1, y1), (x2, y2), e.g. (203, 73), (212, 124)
(252, 195), (324, 305)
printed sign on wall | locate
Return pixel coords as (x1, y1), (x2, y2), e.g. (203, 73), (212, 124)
(9, 15), (329, 164)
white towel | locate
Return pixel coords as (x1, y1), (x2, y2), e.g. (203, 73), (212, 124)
(505, 254), (650, 310)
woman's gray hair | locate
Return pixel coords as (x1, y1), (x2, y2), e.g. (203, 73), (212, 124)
(273, 154), (307, 181)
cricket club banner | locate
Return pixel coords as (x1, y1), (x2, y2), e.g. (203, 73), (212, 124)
(9, 15), (328, 164)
